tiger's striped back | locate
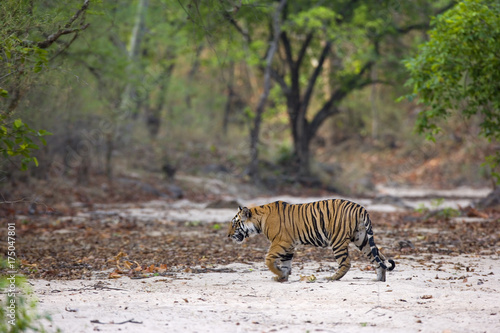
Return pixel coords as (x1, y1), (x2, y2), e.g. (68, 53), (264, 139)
(257, 200), (363, 246)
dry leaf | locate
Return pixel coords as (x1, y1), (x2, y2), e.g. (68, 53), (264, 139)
(114, 251), (128, 261)
(123, 260), (133, 270)
(465, 207), (489, 219)
(299, 274), (317, 283)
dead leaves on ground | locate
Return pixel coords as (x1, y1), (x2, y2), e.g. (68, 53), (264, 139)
(10, 206), (499, 280)
(109, 251), (169, 279)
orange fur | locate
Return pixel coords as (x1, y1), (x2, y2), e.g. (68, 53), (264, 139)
(228, 199), (395, 282)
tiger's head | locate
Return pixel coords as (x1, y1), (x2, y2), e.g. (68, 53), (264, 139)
(227, 206), (254, 243)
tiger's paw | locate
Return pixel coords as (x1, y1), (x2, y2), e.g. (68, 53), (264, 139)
(325, 275), (341, 281)
(273, 276), (289, 283)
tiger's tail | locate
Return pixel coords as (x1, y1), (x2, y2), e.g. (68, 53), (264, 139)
(363, 213), (395, 272)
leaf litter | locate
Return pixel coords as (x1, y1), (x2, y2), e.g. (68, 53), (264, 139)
(4, 206), (499, 281)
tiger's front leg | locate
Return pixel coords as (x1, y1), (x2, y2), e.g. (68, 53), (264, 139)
(265, 242), (294, 282)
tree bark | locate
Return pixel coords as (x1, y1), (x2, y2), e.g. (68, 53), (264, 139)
(118, 0), (148, 121)
(222, 61), (235, 136)
(185, 44), (203, 109)
(371, 65), (378, 142)
(248, 0), (287, 180)
(145, 50), (176, 139)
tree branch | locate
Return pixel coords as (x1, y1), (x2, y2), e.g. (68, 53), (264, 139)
(394, 22), (430, 34)
(394, 2), (456, 34)
(37, 0), (90, 49)
(249, 0), (287, 179)
(223, 12), (251, 43)
(308, 104), (341, 143)
(49, 31), (80, 61)
(280, 31), (294, 72)
(37, 24), (90, 49)
(65, 0), (90, 28)
(434, 2), (457, 16)
(296, 33), (314, 69)
(302, 41), (331, 114)
(308, 60), (375, 141)
(270, 69), (290, 96)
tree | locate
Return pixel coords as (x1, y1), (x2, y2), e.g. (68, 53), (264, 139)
(403, 0), (500, 180)
(248, 0), (287, 180)
(222, 1), (454, 178)
(0, 0), (90, 171)
(64, 0), (188, 179)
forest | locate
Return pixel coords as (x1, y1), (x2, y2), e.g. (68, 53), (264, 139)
(1, 0), (498, 192)
(1, 1), (499, 332)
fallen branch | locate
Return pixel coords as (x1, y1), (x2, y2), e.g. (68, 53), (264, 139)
(91, 319), (143, 325)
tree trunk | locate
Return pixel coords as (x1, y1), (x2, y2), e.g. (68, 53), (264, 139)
(248, 0), (287, 180)
(105, 133), (113, 181)
(281, 37), (330, 177)
(371, 65), (378, 143)
(296, 127), (311, 178)
(118, 0), (148, 121)
(185, 44), (203, 109)
(287, 101), (311, 177)
(145, 51), (176, 139)
(222, 61), (235, 136)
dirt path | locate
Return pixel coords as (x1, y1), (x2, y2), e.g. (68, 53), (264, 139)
(33, 255), (499, 333)
(9, 187), (498, 332)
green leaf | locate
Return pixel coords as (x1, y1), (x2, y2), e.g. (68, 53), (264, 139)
(14, 119), (23, 129)
(37, 129), (52, 136)
(3, 139), (14, 149)
(33, 62), (43, 73)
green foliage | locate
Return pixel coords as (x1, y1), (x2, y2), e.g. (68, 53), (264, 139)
(0, 0), (84, 172)
(415, 203), (429, 214)
(276, 143), (294, 166)
(287, 6), (340, 31)
(403, 0), (500, 178)
(1, 0), (487, 185)
(430, 198), (445, 209)
(430, 198), (461, 219)
(0, 115), (52, 171)
(0, 0), (76, 89)
(0, 36), (49, 75)
(0, 260), (55, 332)
(437, 207), (460, 219)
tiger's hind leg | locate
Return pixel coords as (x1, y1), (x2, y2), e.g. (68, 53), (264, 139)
(266, 242), (294, 282)
(353, 221), (387, 282)
(326, 240), (351, 281)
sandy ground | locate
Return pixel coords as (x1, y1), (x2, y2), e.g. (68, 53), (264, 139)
(32, 254), (500, 333)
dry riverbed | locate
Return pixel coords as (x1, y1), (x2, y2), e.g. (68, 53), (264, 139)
(32, 255), (500, 333)
(6, 186), (499, 332)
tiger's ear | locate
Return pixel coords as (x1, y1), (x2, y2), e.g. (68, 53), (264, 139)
(238, 206), (242, 211)
(242, 207), (251, 218)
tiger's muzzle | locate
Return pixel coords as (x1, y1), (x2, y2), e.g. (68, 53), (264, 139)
(229, 229), (247, 243)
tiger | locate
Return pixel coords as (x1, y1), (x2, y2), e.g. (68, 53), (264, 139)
(227, 199), (395, 282)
